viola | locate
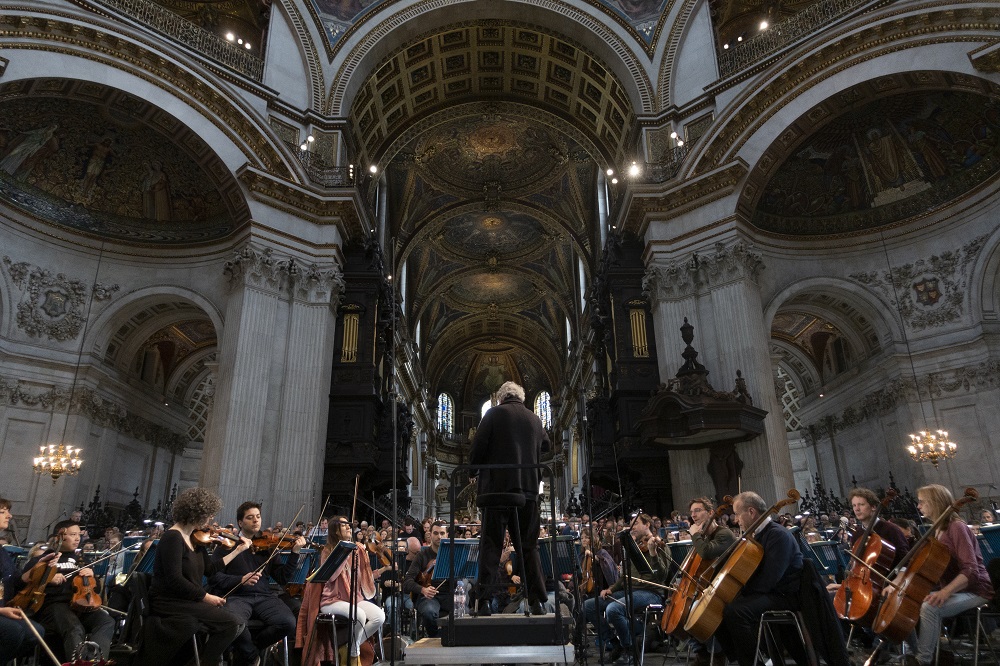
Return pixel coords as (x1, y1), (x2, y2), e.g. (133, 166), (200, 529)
(367, 535), (392, 568)
(872, 487), (978, 643)
(71, 573), (102, 613)
(834, 489), (897, 623)
(684, 488), (801, 642)
(579, 550), (594, 594)
(662, 498), (732, 637)
(10, 553), (58, 613)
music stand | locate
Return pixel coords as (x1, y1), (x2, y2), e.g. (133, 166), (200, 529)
(618, 529), (655, 575)
(433, 538), (480, 580)
(536, 535), (579, 578)
(307, 540), (357, 583)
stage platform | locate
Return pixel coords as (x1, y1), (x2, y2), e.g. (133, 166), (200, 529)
(404, 637), (575, 664)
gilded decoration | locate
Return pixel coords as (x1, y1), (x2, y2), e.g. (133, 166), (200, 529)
(3, 257), (119, 342)
(751, 87), (1000, 236)
(0, 83), (246, 244)
(850, 235), (988, 331)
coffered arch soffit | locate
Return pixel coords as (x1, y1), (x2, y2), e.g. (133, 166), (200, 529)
(325, 2), (655, 118)
(0, 20), (297, 180)
(770, 339), (821, 398)
(687, 7), (999, 179)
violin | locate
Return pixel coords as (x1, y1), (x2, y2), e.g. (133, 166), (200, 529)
(580, 550), (594, 594)
(834, 489), (897, 624)
(71, 573), (101, 613)
(662, 497), (732, 637)
(192, 528), (244, 550)
(873, 487), (978, 643)
(251, 530), (301, 553)
(10, 553), (58, 613)
(684, 489), (801, 642)
(367, 534), (392, 568)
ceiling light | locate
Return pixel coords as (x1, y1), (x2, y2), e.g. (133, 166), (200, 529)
(670, 131), (678, 139)
(307, 135), (315, 143)
(226, 33), (235, 41)
(606, 168), (614, 176)
(611, 177), (618, 184)
(369, 165), (378, 174)
(245, 43), (252, 50)
(237, 38), (243, 45)
(677, 140), (684, 146)
(628, 162), (641, 177)
(737, 35), (743, 42)
(723, 43), (729, 49)
(760, 20), (768, 30)
(300, 143), (308, 151)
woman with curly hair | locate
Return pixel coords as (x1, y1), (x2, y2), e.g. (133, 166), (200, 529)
(148, 487), (249, 666)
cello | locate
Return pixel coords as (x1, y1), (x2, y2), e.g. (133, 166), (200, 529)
(661, 497), (733, 637)
(833, 488), (897, 623)
(872, 487), (978, 643)
(684, 489), (801, 642)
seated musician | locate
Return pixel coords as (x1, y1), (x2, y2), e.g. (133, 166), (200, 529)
(901, 484), (994, 666)
(0, 496), (45, 662)
(600, 513), (670, 666)
(402, 520), (451, 637)
(715, 491), (802, 666)
(315, 515), (385, 666)
(208, 501), (306, 666)
(688, 497), (736, 666)
(147, 487), (244, 666)
(827, 487), (910, 595)
(581, 529), (620, 653)
(13, 519), (113, 658)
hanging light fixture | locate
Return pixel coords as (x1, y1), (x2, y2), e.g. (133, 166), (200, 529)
(881, 233), (957, 467)
(31, 241), (106, 483)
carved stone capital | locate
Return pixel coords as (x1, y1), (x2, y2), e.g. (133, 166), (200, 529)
(294, 262), (346, 307)
(225, 244), (345, 307)
(643, 241), (765, 302)
(3, 256), (120, 342)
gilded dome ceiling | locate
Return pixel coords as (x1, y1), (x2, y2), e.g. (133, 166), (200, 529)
(0, 79), (248, 244)
(446, 270), (541, 311)
(438, 210), (550, 261)
(748, 72), (1000, 237)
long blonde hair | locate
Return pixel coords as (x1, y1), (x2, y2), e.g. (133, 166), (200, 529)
(917, 484), (959, 524)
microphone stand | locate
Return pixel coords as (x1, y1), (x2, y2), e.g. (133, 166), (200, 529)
(348, 548), (360, 663)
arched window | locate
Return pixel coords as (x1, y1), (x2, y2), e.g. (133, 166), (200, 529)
(534, 391), (552, 429)
(187, 374), (215, 442)
(437, 393), (454, 435)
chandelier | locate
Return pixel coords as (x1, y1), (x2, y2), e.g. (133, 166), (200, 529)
(33, 443), (84, 482)
(907, 429), (956, 468)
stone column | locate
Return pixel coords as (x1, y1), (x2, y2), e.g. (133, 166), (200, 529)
(644, 240), (794, 504)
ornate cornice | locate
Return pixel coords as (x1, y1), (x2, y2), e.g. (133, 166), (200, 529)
(970, 40), (1000, 73)
(224, 243), (345, 306)
(623, 161), (746, 235)
(0, 377), (188, 452)
(642, 240), (764, 301)
(237, 166), (365, 240)
(850, 234), (988, 331)
(2, 256), (119, 342)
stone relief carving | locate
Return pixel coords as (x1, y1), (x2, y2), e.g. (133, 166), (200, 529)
(3, 257), (119, 341)
(224, 244), (345, 306)
(0, 377), (187, 452)
(849, 234), (987, 330)
(643, 240), (765, 301)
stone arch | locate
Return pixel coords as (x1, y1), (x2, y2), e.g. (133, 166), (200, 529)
(971, 218), (1000, 327)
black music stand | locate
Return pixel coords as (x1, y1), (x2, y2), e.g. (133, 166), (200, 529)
(433, 538), (480, 580)
(618, 529), (655, 576)
(307, 540), (357, 583)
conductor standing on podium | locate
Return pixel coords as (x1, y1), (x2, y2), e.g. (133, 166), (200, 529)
(471, 380), (550, 616)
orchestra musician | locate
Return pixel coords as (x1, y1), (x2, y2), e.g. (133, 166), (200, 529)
(208, 501), (307, 666)
(470, 380), (550, 617)
(900, 484), (994, 666)
(147, 488), (244, 666)
(13, 519), (114, 659)
(715, 491), (803, 666)
(600, 513), (670, 666)
(0, 496), (44, 663)
(827, 488), (910, 595)
(402, 520), (451, 638)
(313, 515), (384, 666)
(687, 497), (736, 666)
(580, 529), (620, 654)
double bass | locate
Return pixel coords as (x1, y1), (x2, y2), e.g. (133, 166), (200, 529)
(872, 487), (978, 643)
(661, 497), (733, 637)
(684, 489), (801, 642)
(834, 488), (897, 623)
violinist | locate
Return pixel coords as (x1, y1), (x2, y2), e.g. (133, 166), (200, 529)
(314, 516), (384, 666)
(687, 497), (736, 666)
(12, 519), (114, 659)
(208, 501), (306, 666)
(600, 513), (670, 666)
(900, 485), (993, 666)
(0, 496), (45, 663)
(402, 521), (451, 637)
(827, 488), (910, 596)
(715, 491), (803, 666)
(580, 530), (620, 654)
(147, 488), (244, 666)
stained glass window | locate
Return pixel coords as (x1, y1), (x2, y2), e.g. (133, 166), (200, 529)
(437, 393), (454, 435)
(534, 391), (552, 429)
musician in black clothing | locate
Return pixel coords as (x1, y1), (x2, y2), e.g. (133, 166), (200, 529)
(209, 501), (306, 666)
(402, 521), (452, 638)
(0, 496), (44, 663)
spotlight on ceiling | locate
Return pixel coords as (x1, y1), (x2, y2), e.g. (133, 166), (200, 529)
(723, 43), (729, 49)
(226, 33), (235, 41)
(759, 20), (768, 30)
(606, 168), (614, 177)
(628, 161), (641, 177)
(299, 143), (308, 151)
(677, 140), (684, 146)
(670, 131), (678, 139)
(369, 165), (378, 174)
(737, 35), (743, 42)
(307, 135), (315, 143)
(611, 177), (619, 184)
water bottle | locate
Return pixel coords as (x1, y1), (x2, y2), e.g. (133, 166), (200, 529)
(454, 580), (467, 618)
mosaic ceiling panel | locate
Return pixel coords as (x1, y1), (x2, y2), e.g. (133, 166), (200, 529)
(749, 73), (1000, 236)
(0, 79), (247, 244)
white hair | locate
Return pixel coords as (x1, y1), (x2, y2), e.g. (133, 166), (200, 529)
(496, 381), (525, 402)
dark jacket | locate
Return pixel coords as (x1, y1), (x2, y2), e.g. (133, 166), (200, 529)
(470, 395), (550, 499)
(744, 520), (802, 597)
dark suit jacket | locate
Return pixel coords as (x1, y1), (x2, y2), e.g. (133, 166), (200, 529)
(470, 396), (550, 500)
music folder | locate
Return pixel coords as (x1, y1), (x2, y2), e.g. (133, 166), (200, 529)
(306, 540), (357, 583)
(618, 529), (655, 575)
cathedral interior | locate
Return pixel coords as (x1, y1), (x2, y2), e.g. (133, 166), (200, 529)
(2, 0), (1000, 540)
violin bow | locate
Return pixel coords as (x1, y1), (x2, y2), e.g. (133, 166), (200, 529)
(222, 503), (306, 599)
(19, 612), (61, 666)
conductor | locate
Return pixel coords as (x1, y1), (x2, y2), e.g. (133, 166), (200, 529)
(470, 380), (550, 616)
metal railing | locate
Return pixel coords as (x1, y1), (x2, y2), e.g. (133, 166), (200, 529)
(283, 143), (356, 188)
(718, 0), (884, 78)
(87, 0), (264, 80)
(636, 145), (690, 184)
